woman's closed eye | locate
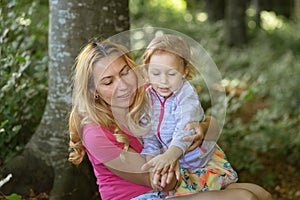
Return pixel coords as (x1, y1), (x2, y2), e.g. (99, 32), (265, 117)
(120, 65), (131, 77)
(121, 69), (129, 76)
(102, 80), (112, 85)
(99, 77), (113, 86)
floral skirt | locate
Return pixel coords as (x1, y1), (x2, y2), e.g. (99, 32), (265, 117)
(167, 145), (238, 198)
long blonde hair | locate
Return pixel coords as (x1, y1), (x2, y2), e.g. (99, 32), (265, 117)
(143, 34), (196, 80)
(68, 40), (149, 165)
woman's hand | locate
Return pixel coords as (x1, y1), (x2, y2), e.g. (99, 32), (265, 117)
(151, 161), (180, 190)
(183, 116), (219, 153)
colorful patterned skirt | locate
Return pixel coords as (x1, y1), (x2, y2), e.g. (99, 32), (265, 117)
(167, 145), (238, 198)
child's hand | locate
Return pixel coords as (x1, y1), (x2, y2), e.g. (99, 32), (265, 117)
(149, 153), (177, 176)
(144, 146), (182, 175)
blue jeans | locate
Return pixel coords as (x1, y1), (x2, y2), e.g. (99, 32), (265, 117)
(131, 191), (168, 200)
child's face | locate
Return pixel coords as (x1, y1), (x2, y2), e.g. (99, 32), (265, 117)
(148, 52), (187, 97)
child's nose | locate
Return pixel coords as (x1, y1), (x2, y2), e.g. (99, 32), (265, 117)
(160, 74), (167, 84)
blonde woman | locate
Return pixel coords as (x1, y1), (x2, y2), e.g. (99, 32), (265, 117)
(68, 39), (271, 200)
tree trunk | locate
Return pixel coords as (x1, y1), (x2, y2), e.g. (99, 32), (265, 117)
(225, 0), (248, 47)
(0, 0), (129, 199)
(185, 0), (203, 15)
(295, 0), (300, 23)
(252, 0), (262, 27)
(203, 0), (225, 22)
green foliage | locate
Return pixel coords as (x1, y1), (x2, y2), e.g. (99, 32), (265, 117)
(0, 0), (48, 163)
(5, 193), (22, 200)
(130, 1), (300, 177)
(215, 20), (300, 173)
(0, 0), (299, 188)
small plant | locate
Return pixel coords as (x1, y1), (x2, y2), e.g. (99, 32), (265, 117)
(0, 0), (48, 163)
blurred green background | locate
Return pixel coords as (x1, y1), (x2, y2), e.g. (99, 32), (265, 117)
(1, 0), (299, 199)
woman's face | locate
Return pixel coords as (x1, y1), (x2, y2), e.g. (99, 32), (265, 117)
(93, 53), (137, 108)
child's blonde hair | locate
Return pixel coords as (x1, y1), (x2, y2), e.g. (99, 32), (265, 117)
(68, 39), (149, 165)
(143, 34), (196, 80)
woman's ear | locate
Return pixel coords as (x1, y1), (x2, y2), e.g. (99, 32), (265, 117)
(183, 67), (189, 78)
(91, 89), (100, 99)
(142, 64), (150, 83)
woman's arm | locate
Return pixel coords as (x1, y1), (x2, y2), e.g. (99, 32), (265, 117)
(103, 147), (177, 191)
(103, 147), (151, 186)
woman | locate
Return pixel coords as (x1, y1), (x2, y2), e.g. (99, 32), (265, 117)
(68, 39), (272, 200)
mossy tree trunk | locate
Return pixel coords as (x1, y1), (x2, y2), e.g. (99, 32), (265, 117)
(0, 0), (129, 199)
(225, 0), (248, 47)
(203, 0), (225, 22)
(295, 0), (300, 23)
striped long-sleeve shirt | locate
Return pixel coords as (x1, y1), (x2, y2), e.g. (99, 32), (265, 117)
(141, 80), (215, 169)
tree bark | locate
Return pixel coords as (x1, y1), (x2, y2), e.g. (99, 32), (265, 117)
(203, 0), (225, 22)
(295, 0), (300, 23)
(0, 0), (129, 199)
(225, 0), (248, 47)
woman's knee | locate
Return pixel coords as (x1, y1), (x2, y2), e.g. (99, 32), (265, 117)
(227, 183), (272, 200)
(234, 189), (259, 200)
(262, 190), (272, 200)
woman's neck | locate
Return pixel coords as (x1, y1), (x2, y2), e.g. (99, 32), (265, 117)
(111, 107), (129, 127)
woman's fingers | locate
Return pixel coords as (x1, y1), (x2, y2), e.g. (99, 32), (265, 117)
(151, 173), (163, 191)
(184, 122), (198, 132)
(166, 170), (174, 184)
(186, 140), (201, 153)
(174, 161), (181, 180)
(183, 124), (204, 142)
(160, 173), (168, 188)
(182, 134), (196, 142)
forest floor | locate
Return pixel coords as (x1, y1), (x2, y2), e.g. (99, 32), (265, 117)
(234, 97), (300, 200)
(0, 154), (299, 200)
(238, 153), (300, 200)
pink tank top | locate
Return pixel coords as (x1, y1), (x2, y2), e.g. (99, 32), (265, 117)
(83, 125), (152, 200)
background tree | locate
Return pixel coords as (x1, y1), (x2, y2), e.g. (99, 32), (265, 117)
(225, 0), (248, 47)
(1, 0), (129, 199)
(296, 0), (300, 23)
(203, 0), (225, 22)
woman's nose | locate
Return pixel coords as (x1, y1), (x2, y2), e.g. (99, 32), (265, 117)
(116, 77), (128, 90)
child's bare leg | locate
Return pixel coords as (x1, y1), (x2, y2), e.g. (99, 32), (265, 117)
(170, 188), (259, 200)
(227, 183), (272, 200)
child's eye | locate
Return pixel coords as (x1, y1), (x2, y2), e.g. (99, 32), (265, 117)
(168, 71), (177, 76)
(151, 71), (160, 76)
